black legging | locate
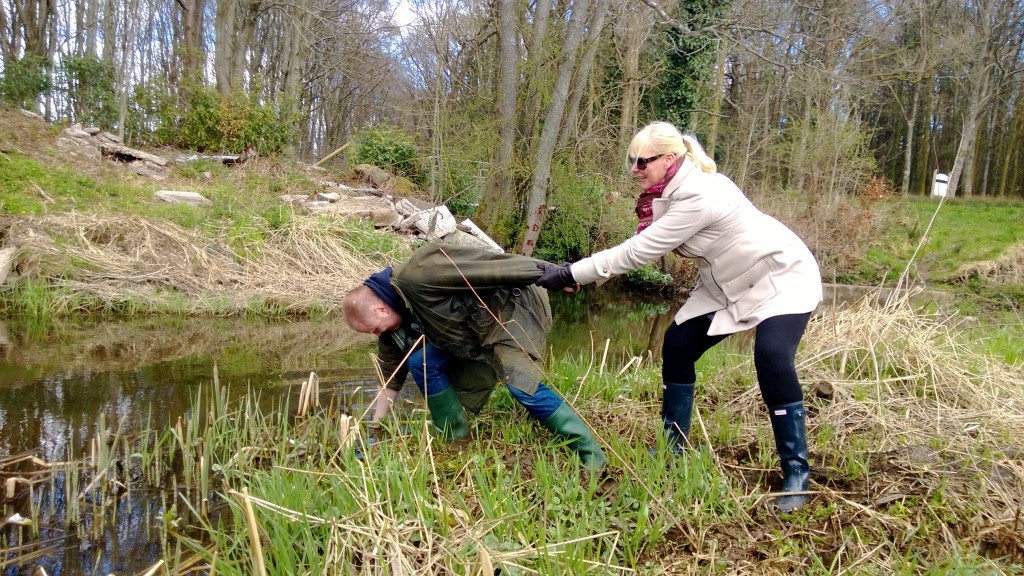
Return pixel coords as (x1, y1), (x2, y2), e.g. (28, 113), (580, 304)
(662, 311), (812, 406)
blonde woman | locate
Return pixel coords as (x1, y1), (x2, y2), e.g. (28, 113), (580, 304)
(536, 122), (822, 510)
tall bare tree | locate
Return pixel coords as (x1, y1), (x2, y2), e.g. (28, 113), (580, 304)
(558, 0), (611, 149)
(472, 0), (521, 244)
(520, 0), (603, 255)
(614, 5), (655, 146)
(944, 0), (1024, 196)
(215, 0), (262, 94)
(175, 0), (205, 84)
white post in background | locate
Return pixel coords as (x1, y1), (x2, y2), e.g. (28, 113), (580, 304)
(932, 171), (949, 198)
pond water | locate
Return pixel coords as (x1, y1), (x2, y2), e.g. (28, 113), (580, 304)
(0, 283), (686, 575)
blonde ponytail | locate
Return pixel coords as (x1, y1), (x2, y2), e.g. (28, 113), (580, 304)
(681, 134), (716, 174)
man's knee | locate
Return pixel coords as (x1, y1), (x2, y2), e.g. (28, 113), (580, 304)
(407, 344), (452, 394)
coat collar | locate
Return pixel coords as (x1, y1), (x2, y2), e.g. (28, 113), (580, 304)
(659, 157), (698, 199)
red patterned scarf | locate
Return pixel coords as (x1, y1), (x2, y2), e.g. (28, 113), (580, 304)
(634, 156), (686, 234)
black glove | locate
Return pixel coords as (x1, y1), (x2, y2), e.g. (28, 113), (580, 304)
(536, 261), (577, 291)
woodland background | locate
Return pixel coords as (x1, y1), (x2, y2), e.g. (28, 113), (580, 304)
(2, 0), (1023, 261)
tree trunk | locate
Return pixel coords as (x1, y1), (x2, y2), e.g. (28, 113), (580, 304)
(228, 2), (259, 93)
(617, 6), (649, 148)
(75, 0), (85, 55)
(178, 0), (206, 84)
(0, 6), (10, 66)
(978, 77), (999, 197)
(997, 84), (1024, 197)
(496, 0), (517, 174)
(15, 0), (53, 58)
(42, 0), (56, 119)
(473, 0), (521, 245)
(523, 0), (551, 143)
(281, 6), (312, 97)
(520, 0), (593, 255)
(793, 91), (812, 195)
(117, 0), (140, 139)
(558, 0), (609, 149)
(916, 87), (934, 196)
(85, 0), (98, 57)
(102, 0), (115, 64)
(705, 38), (725, 158)
(215, 0), (247, 94)
(947, 66), (990, 197)
(900, 80), (921, 195)
(214, 0), (231, 93)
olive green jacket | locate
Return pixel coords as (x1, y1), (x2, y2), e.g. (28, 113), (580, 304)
(377, 242), (550, 413)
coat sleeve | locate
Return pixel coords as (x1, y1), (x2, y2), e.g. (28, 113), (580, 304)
(571, 191), (713, 285)
(376, 336), (409, 392)
(397, 242), (544, 291)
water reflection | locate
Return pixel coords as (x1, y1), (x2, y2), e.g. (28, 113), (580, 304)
(0, 316), (383, 575)
(3, 487), (165, 576)
(0, 317), (377, 462)
(548, 286), (681, 361)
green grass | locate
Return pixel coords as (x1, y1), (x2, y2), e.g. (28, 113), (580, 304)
(852, 196), (1024, 360)
(960, 319), (1023, 365)
(163, 373), (746, 575)
(0, 150), (320, 233)
(861, 196), (1024, 285)
(0, 153), (141, 214)
(164, 346), (1022, 574)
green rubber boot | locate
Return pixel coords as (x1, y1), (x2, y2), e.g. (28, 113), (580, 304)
(541, 403), (607, 471)
(426, 387), (470, 441)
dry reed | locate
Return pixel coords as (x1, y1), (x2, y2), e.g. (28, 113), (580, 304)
(4, 213), (402, 315)
(953, 243), (1024, 285)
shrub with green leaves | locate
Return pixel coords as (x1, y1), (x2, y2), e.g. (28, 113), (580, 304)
(60, 56), (118, 129)
(154, 86), (298, 155)
(350, 125), (425, 187)
(436, 156), (480, 217)
(624, 263), (674, 288)
(1, 55), (51, 109)
(534, 165), (609, 263)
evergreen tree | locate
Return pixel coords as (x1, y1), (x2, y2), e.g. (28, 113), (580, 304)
(646, 0), (728, 131)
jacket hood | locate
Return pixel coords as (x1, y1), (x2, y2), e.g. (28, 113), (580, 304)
(364, 267), (410, 319)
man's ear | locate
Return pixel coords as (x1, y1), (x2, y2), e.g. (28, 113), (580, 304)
(373, 302), (391, 316)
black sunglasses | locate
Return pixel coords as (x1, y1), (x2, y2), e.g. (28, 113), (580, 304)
(629, 153), (665, 170)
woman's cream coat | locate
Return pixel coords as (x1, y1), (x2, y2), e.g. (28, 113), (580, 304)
(571, 159), (822, 336)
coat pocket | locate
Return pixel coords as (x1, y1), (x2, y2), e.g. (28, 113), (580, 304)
(721, 257), (778, 320)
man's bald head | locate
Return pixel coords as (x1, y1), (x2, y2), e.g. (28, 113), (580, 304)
(343, 285), (401, 335)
